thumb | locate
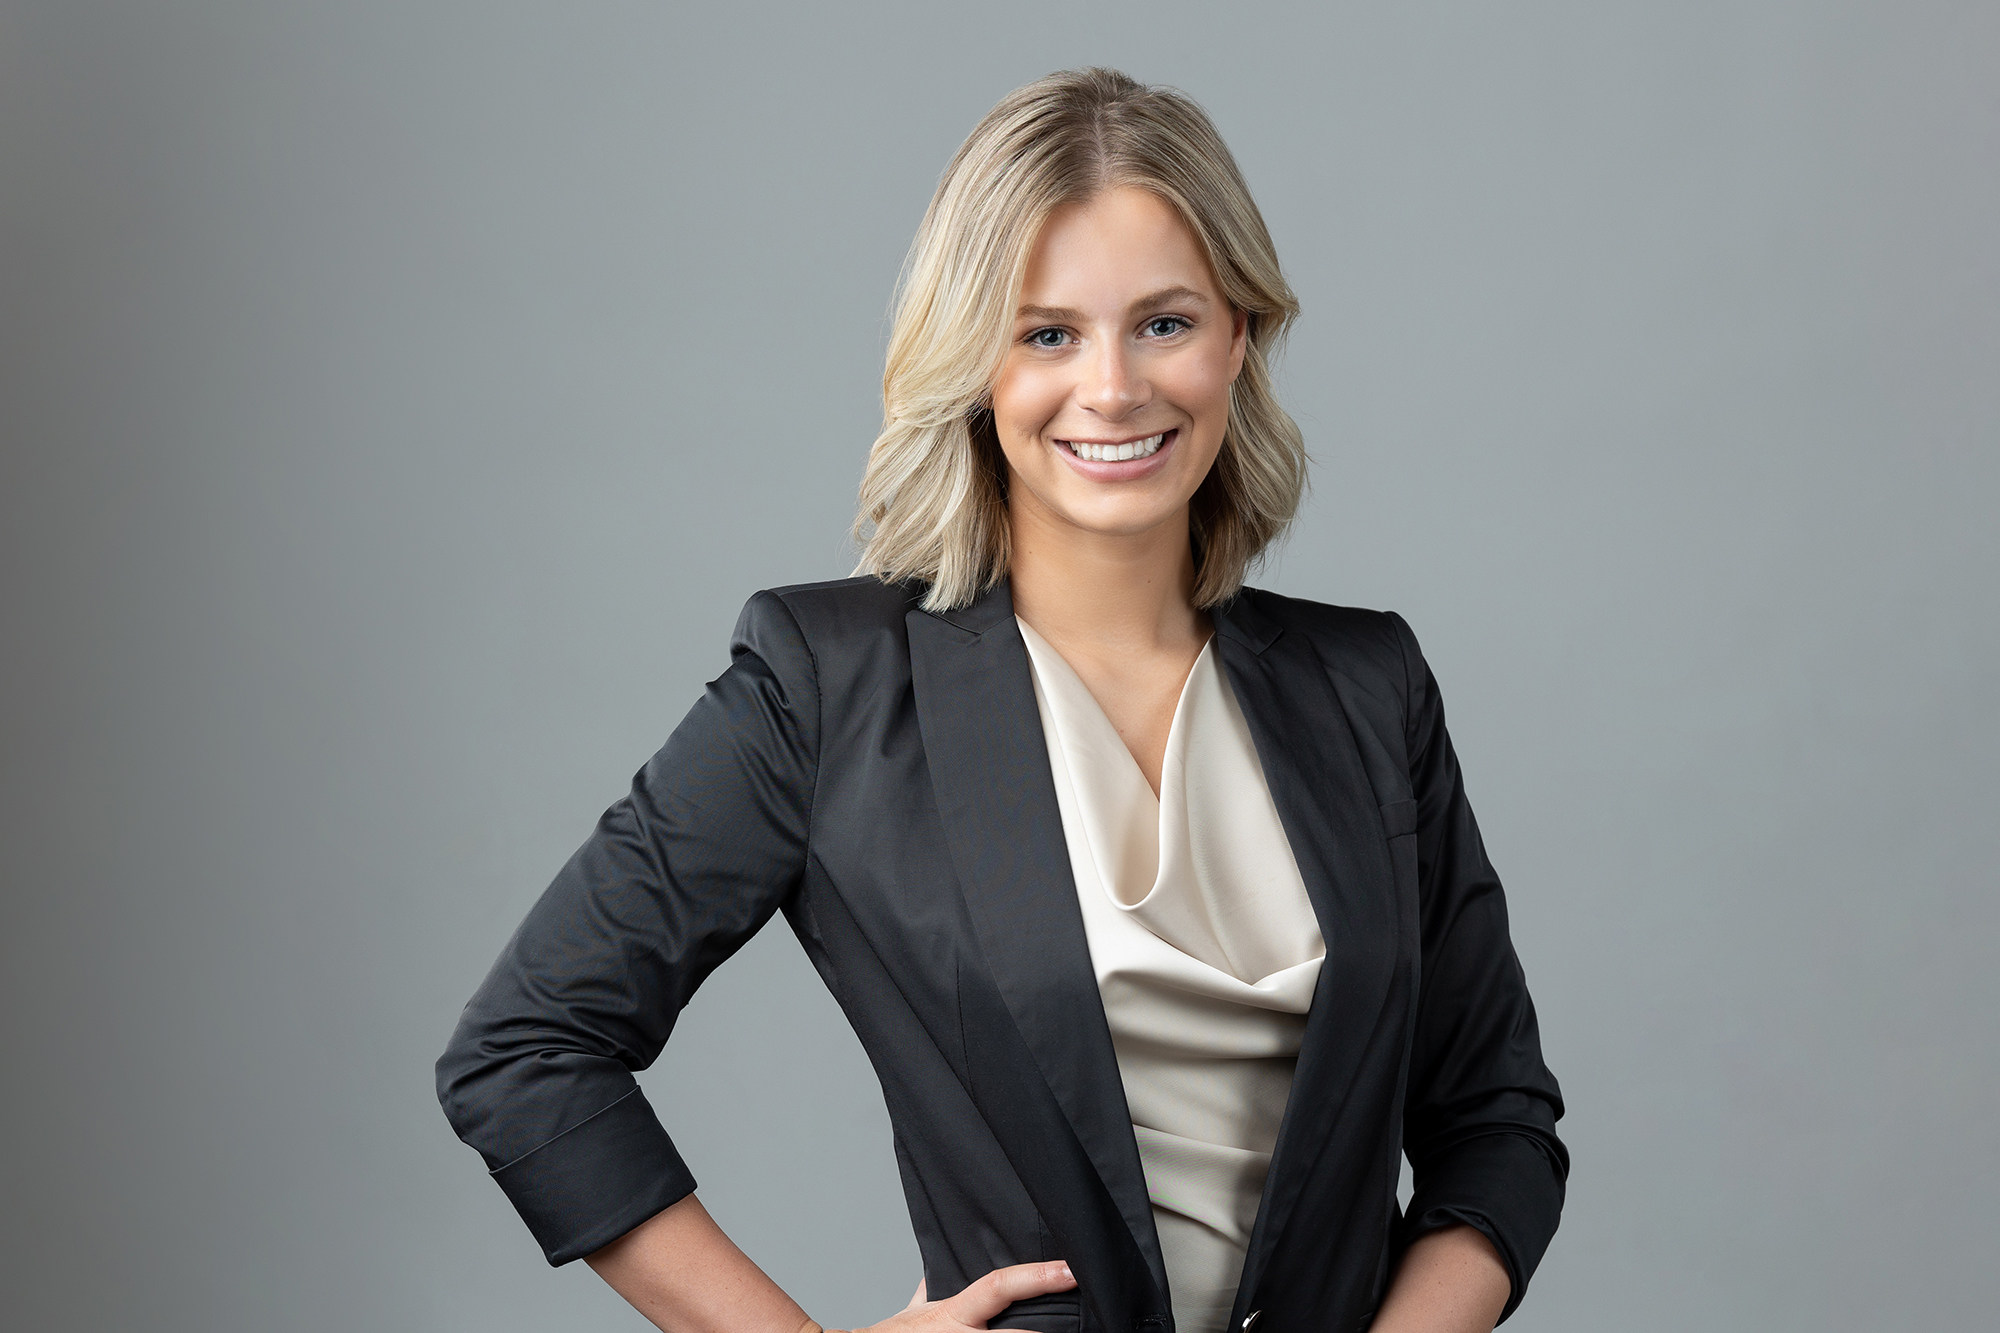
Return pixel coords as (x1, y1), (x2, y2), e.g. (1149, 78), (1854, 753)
(943, 1261), (1076, 1329)
(903, 1278), (927, 1311)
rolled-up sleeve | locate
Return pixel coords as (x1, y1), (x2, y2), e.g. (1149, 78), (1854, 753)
(1388, 612), (1568, 1323)
(435, 591), (819, 1265)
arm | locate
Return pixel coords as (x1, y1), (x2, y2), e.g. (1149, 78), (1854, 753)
(586, 1195), (818, 1333)
(435, 592), (821, 1261)
(437, 593), (1079, 1328)
(584, 1194), (1077, 1333)
(1387, 612), (1569, 1324)
(1367, 1225), (1510, 1333)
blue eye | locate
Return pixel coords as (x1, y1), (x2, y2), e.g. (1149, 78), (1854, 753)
(1146, 316), (1190, 337)
(1027, 327), (1067, 347)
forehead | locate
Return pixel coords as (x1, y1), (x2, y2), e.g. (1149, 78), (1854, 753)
(1017, 187), (1217, 308)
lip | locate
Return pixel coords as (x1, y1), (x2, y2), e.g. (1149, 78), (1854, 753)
(1050, 427), (1179, 481)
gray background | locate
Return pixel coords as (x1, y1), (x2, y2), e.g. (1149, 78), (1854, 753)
(3, 2), (1995, 1329)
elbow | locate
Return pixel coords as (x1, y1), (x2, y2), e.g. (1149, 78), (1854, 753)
(434, 1020), (487, 1150)
(434, 1004), (528, 1166)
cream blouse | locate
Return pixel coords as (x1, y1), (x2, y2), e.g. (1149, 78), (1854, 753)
(1016, 620), (1326, 1333)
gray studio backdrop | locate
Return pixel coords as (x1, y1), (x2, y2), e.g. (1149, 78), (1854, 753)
(3, 3), (1995, 1330)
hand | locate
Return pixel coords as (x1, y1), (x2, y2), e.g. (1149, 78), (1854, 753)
(837, 1261), (1077, 1333)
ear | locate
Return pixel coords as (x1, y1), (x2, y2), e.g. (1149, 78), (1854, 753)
(1227, 307), (1250, 382)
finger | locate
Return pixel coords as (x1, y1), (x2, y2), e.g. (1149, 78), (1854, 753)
(943, 1261), (1076, 1327)
(903, 1278), (927, 1311)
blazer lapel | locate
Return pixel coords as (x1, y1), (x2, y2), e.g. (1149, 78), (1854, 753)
(906, 580), (1170, 1323)
(1210, 593), (1409, 1312)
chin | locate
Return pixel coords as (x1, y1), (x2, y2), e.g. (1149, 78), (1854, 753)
(1054, 500), (1183, 539)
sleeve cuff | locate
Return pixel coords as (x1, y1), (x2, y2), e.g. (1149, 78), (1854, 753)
(488, 1086), (698, 1266)
(1401, 1132), (1566, 1323)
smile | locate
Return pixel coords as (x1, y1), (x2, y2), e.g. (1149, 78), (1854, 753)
(1057, 431), (1170, 463)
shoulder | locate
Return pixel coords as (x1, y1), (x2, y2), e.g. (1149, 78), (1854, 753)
(1229, 586), (1458, 755)
(760, 574), (924, 626)
(731, 575), (926, 677)
(1227, 585), (1420, 688)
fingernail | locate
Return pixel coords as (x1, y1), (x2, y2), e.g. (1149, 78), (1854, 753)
(1058, 1262), (1074, 1283)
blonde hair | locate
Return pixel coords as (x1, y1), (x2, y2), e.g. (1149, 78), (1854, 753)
(852, 68), (1306, 612)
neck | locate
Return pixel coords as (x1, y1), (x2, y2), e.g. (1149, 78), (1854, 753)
(1004, 491), (1206, 655)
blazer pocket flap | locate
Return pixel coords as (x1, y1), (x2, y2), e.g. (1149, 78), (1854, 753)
(1379, 798), (1419, 839)
(992, 1291), (1081, 1332)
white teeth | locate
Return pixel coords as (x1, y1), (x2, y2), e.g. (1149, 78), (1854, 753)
(1065, 432), (1165, 462)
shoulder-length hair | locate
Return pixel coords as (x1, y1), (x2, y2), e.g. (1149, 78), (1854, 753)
(853, 68), (1306, 613)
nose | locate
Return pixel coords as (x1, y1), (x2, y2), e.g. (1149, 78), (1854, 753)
(1075, 336), (1151, 419)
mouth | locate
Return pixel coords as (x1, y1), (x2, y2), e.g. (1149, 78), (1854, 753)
(1054, 428), (1175, 465)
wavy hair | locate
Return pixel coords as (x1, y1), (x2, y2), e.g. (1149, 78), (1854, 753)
(854, 68), (1306, 611)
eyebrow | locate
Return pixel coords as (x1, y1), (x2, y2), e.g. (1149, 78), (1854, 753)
(1015, 285), (1214, 323)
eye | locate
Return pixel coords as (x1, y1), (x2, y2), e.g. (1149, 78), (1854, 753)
(1144, 316), (1191, 338)
(1025, 327), (1069, 348)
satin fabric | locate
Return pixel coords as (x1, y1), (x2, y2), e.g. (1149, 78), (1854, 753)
(1018, 620), (1324, 1333)
(437, 577), (1569, 1333)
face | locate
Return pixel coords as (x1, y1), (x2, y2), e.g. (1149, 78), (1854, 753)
(990, 186), (1248, 545)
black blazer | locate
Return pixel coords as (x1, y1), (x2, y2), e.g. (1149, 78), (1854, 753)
(436, 576), (1567, 1332)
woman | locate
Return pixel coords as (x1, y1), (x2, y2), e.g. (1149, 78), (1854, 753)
(437, 68), (1566, 1333)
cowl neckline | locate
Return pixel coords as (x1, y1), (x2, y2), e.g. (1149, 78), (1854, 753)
(1015, 618), (1324, 992)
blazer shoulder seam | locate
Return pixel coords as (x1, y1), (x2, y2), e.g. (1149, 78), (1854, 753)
(1384, 608), (1418, 758)
(744, 588), (825, 868)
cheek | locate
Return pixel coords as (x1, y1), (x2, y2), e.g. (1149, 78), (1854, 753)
(1164, 345), (1237, 418)
(990, 363), (1063, 445)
